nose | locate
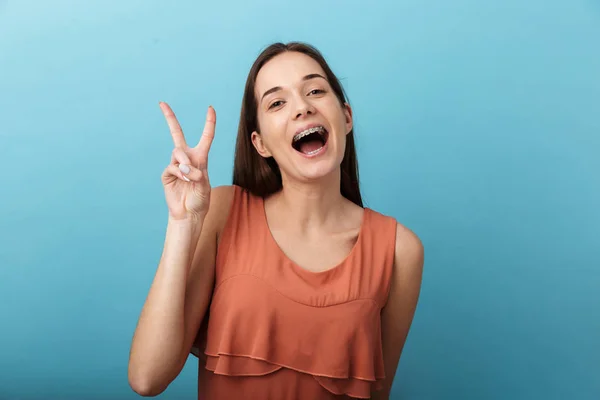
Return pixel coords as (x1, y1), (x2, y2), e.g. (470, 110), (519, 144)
(292, 96), (315, 120)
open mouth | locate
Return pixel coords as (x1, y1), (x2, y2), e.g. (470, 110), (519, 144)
(292, 126), (329, 156)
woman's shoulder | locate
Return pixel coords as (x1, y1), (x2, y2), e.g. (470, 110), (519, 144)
(211, 184), (236, 202)
(389, 219), (424, 283)
(366, 206), (423, 263)
(394, 222), (423, 258)
(205, 185), (237, 236)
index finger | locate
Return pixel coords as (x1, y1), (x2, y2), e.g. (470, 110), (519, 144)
(159, 102), (187, 148)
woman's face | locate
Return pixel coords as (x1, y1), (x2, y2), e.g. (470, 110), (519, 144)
(251, 51), (353, 184)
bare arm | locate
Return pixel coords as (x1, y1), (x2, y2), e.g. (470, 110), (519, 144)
(127, 102), (230, 396)
(372, 224), (425, 400)
(127, 186), (232, 396)
(127, 215), (208, 396)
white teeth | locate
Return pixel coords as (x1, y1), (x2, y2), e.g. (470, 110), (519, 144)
(293, 126), (325, 142)
(305, 147), (323, 155)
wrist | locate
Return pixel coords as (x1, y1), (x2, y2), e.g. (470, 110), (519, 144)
(164, 216), (204, 252)
(168, 212), (205, 233)
(167, 212), (206, 227)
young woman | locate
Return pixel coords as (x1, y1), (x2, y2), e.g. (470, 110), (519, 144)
(128, 42), (424, 399)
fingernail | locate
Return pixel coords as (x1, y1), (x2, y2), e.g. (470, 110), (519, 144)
(179, 164), (190, 174)
(182, 176), (190, 182)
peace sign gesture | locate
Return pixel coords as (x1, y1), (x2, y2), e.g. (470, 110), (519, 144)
(159, 102), (216, 220)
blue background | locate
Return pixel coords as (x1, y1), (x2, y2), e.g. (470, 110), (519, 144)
(1, 0), (598, 399)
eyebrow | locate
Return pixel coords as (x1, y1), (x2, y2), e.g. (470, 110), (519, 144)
(260, 73), (327, 102)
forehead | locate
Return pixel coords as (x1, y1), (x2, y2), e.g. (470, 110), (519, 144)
(255, 52), (327, 94)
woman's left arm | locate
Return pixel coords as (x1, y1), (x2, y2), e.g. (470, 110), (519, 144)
(372, 223), (425, 400)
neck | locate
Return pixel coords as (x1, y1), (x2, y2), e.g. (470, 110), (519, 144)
(273, 168), (345, 233)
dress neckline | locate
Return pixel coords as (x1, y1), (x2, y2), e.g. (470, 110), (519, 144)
(258, 194), (369, 275)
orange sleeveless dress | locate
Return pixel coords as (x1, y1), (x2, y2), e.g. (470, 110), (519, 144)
(195, 185), (397, 399)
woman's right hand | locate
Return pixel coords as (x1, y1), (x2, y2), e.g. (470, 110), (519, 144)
(159, 102), (216, 221)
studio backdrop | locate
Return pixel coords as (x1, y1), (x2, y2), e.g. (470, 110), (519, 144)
(1, 0), (598, 399)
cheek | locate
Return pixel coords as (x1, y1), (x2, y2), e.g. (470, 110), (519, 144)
(260, 119), (289, 151)
(323, 100), (347, 127)
(257, 131), (283, 157)
(337, 133), (347, 154)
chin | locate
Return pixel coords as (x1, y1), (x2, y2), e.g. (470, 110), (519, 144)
(291, 156), (344, 183)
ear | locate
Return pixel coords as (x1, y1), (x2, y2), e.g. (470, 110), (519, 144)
(251, 131), (272, 158)
(343, 103), (353, 135)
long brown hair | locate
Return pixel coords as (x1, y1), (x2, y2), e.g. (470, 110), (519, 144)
(232, 42), (363, 207)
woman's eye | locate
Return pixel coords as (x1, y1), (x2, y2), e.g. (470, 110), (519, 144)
(269, 100), (284, 109)
(308, 89), (325, 95)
